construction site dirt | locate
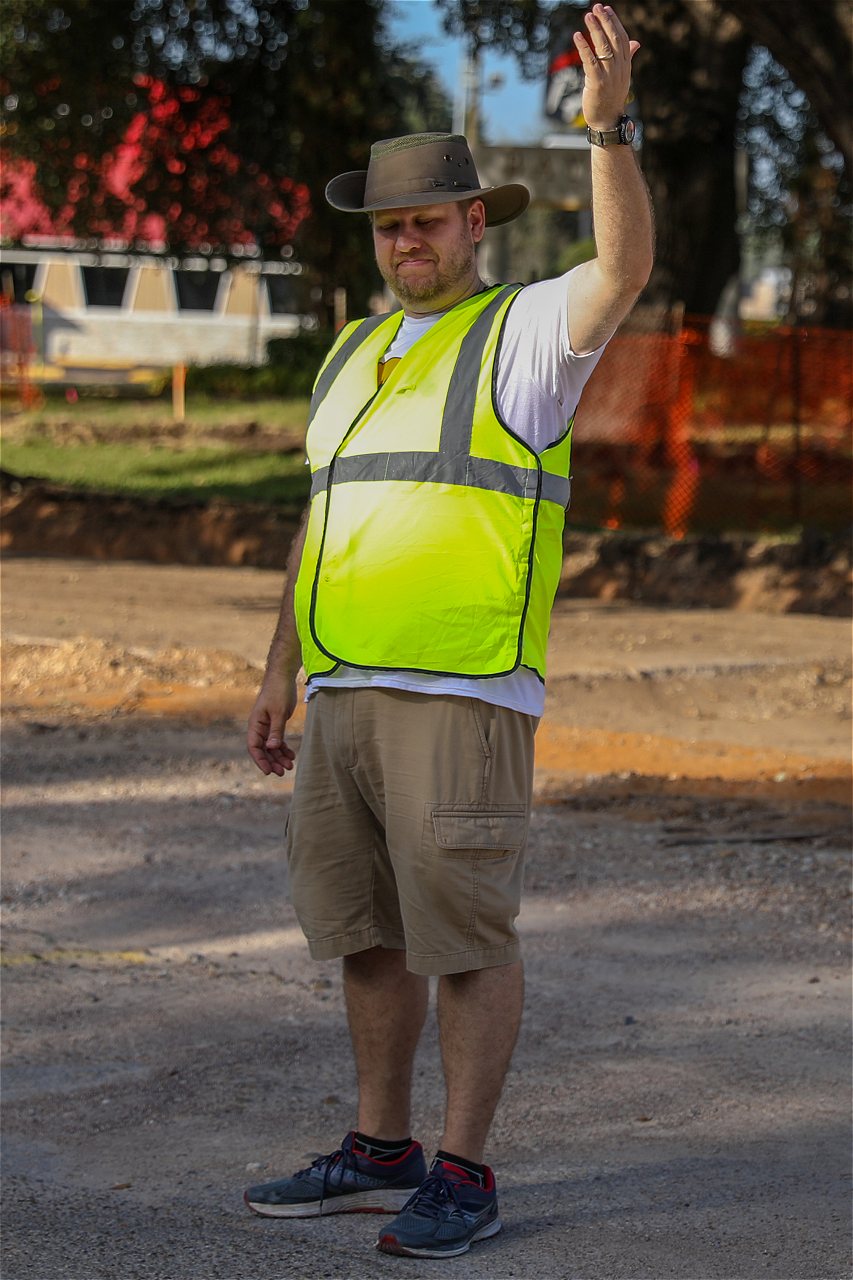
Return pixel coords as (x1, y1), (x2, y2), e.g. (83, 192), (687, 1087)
(2, 555), (851, 1280)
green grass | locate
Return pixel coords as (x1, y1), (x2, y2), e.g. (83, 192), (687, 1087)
(4, 395), (848, 533)
(2, 438), (311, 508)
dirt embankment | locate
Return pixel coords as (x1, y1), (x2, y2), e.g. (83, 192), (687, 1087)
(2, 469), (851, 615)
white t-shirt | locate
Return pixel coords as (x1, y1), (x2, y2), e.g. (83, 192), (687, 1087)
(307, 269), (606, 715)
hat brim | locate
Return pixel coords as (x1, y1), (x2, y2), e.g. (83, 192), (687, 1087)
(325, 171), (529, 227)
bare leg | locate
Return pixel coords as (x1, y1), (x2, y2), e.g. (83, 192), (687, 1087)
(436, 959), (524, 1164)
(343, 946), (429, 1139)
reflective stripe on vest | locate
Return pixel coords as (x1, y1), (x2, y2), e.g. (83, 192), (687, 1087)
(295, 283), (573, 682)
(310, 456), (570, 508)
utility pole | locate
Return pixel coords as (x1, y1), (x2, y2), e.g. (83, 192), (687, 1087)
(452, 43), (480, 144)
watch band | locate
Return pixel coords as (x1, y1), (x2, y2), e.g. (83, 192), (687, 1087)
(586, 116), (636, 147)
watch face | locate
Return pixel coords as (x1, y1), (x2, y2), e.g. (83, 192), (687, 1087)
(622, 118), (636, 143)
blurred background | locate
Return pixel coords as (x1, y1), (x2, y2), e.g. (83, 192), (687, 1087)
(1, 0), (851, 543)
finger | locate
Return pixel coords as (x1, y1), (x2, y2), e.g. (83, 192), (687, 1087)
(594, 4), (630, 55)
(264, 730), (293, 756)
(264, 710), (287, 744)
(573, 30), (604, 76)
(584, 10), (614, 58)
(262, 731), (296, 774)
(247, 739), (274, 775)
(247, 734), (274, 774)
(248, 715), (283, 775)
(257, 749), (288, 777)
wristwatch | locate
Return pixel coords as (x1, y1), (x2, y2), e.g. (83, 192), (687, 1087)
(586, 116), (636, 147)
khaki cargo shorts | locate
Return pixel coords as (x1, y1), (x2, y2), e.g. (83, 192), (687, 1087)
(285, 687), (537, 976)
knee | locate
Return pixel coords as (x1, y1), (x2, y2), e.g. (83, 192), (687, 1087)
(344, 945), (409, 980)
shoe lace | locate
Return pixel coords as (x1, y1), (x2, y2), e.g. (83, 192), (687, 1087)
(403, 1172), (465, 1220)
(296, 1143), (361, 1213)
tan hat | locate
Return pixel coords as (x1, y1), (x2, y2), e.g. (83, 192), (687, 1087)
(325, 132), (529, 227)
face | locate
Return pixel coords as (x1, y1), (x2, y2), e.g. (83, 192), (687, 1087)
(372, 200), (486, 314)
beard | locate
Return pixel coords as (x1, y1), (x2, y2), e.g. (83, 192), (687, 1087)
(378, 224), (477, 308)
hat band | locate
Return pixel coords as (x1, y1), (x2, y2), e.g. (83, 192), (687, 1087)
(365, 174), (479, 204)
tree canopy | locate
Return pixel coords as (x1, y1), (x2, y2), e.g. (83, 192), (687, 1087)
(716, 0), (852, 177)
(0, 0), (450, 310)
(3, 0), (849, 322)
(438, 0), (851, 323)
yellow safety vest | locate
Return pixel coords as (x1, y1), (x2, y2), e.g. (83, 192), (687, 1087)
(295, 283), (573, 683)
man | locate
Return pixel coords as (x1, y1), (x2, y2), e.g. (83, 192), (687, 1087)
(244, 3), (652, 1261)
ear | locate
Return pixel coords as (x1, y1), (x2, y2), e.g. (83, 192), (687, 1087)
(468, 199), (486, 244)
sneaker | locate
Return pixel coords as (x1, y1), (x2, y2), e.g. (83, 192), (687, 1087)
(376, 1158), (502, 1258)
(244, 1132), (427, 1219)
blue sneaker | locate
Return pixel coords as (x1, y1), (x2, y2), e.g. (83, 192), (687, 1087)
(244, 1132), (427, 1218)
(376, 1158), (502, 1258)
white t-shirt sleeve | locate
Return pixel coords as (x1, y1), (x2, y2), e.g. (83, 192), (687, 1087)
(495, 268), (607, 454)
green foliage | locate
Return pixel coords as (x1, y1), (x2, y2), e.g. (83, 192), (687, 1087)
(737, 46), (852, 327)
(556, 235), (595, 277)
(265, 331), (335, 389)
(439, 0), (850, 320)
(0, 1), (451, 310)
(179, 331), (333, 398)
(383, 47), (454, 135)
(2, 437), (310, 507)
(182, 364), (303, 399)
(435, 0), (552, 73)
(0, 0), (138, 168)
(716, 0), (853, 177)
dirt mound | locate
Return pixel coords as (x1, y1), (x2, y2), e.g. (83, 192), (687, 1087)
(562, 528), (852, 616)
(2, 471), (850, 615)
(2, 637), (265, 722)
(0, 474), (302, 568)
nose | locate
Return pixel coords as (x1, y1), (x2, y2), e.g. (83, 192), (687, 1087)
(395, 222), (425, 252)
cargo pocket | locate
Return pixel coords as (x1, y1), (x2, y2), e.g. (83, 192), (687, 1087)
(430, 804), (529, 860)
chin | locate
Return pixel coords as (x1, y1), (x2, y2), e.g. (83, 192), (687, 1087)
(395, 282), (442, 306)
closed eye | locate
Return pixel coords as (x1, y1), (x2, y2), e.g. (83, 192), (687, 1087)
(375, 218), (437, 234)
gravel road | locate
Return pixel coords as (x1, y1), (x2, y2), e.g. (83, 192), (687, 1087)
(2, 557), (851, 1280)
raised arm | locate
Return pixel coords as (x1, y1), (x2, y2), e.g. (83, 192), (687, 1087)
(246, 507), (308, 776)
(567, 3), (655, 356)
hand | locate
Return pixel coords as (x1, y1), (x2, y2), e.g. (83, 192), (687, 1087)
(247, 677), (298, 776)
(573, 4), (640, 132)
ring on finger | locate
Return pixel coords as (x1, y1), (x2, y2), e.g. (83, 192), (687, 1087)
(596, 50), (615, 60)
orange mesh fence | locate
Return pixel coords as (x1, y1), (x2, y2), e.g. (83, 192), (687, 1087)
(2, 301), (849, 536)
(0, 301), (39, 407)
(573, 320), (853, 536)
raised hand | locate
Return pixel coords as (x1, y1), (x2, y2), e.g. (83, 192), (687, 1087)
(573, 3), (640, 131)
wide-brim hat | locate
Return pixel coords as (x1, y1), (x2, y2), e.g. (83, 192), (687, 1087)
(325, 132), (529, 227)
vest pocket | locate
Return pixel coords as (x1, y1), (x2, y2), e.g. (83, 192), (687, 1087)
(430, 803), (528, 859)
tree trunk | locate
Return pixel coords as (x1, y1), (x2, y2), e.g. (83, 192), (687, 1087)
(621, 0), (750, 316)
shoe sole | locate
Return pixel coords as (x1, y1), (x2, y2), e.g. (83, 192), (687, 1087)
(376, 1216), (503, 1258)
(244, 1188), (417, 1219)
